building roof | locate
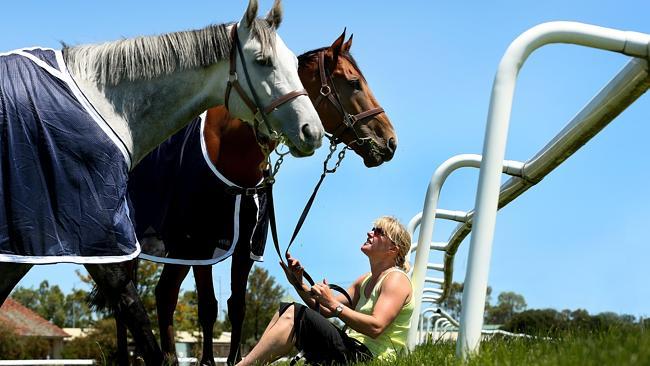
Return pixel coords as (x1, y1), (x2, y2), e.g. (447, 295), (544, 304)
(0, 298), (70, 338)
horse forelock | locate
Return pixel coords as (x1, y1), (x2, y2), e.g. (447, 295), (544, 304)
(298, 48), (367, 82)
(248, 18), (277, 60)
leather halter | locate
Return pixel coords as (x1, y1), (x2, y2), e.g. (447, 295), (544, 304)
(313, 50), (385, 144)
(224, 23), (309, 144)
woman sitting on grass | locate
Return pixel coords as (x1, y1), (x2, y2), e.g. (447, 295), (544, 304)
(236, 216), (413, 365)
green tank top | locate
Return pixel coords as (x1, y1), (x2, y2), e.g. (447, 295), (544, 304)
(346, 268), (413, 361)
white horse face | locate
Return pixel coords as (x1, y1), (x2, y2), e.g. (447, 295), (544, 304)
(229, 0), (323, 156)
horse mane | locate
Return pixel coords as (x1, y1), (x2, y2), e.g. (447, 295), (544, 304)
(62, 19), (276, 86)
(298, 47), (367, 81)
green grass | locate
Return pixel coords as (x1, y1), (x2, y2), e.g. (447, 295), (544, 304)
(281, 326), (650, 365)
(387, 327), (648, 366)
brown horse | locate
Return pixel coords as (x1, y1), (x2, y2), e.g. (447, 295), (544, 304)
(130, 30), (396, 365)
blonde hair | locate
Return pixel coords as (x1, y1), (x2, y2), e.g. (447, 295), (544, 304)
(373, 216), (411, 272)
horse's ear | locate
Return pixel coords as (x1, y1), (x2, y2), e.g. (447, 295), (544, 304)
(265, 0), (283, 29)
(343, 34), (353, 52)
(327, 28), (346, 67)
(242, 0), (258, 28)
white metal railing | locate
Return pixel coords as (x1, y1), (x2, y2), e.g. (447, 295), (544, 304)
(177, 357), (228, 364)
(0, 361), (95, 365)
(406, 154), (524, 350)
(416, 306), (543, 345)
(458, 22), (650, 359)
(406, 21), (650, 359)
(177, 357), (289, 365)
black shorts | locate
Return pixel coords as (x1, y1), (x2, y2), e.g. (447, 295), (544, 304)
(280, 302), (373, 365)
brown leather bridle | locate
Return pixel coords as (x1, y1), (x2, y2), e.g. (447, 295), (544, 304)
(224, 23), (309, 145)
(313, 50), (385, 146)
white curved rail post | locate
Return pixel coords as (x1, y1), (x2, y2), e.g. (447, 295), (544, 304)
(421, 308), (441, 344)
(434, 317), (447, 339)
(407, 154), (482, 350)
(406, 155), (523, 350)
(457, 21), (650, 358)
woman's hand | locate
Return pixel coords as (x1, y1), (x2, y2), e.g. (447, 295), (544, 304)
(280, 252), (305, 291)
(310, 279), (338, 313)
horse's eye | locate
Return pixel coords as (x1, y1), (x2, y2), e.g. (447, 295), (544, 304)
(255, 57), (273, 67)
(348, 78), (361, 90)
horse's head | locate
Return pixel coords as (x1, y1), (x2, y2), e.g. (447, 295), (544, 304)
(226, 0), (323, 157)
(299, 30), (397, 167)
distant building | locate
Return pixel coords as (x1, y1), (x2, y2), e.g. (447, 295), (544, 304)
(0, 298), (70, 358)
(61, 327), (94, 341)
(175, 331), (232, 365)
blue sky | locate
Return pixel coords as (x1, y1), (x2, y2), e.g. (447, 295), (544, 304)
(2, 0), (649, 320)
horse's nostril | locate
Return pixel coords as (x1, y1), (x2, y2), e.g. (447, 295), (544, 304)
(387, 137), (397, 154)
(301, 123), (321, 143)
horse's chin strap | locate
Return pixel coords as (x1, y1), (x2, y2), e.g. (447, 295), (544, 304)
(224, 23), (309, 147)
(314, 50), (385, 146)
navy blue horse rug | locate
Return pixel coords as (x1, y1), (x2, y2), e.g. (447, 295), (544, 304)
(0, 47), (138, 263)
(131, 115), (269, 266)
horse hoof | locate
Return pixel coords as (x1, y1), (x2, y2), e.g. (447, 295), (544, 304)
(134, 356), (146, 366)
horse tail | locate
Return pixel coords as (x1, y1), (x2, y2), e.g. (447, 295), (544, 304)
(87, 283), (110, 313)
(86, 258), (140, 314)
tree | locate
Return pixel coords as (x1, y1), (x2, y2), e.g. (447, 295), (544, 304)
(38, 281), (67, 327)
(241, 266), (284, 344)
(501, 308), (568, 335)
(65, 288), (94, 328)
(11, 281), (66, 327)
(0, 323), (50, 359)
(10, 286), (39, 310)
(569, 308), (592, 330)
(175, 289), (200, 331)
(61, 318), (120, 363)
(76, 261), (163, 325)
(485, 291), (527, 324)
(439, 282), (492, 320)
(133, 260), (163, 326)
(440, 282), (463, 319)
(502, 308), (639, 335)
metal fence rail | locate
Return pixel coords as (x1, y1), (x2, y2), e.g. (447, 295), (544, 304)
(0, 361), (95, 365)
(406, 21), (650, 358)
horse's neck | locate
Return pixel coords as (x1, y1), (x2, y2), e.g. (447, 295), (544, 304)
(68, 63), (228, 166)
(204, 109), (266, 187)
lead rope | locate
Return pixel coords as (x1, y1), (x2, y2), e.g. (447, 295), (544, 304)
(265, 139), (354, 310)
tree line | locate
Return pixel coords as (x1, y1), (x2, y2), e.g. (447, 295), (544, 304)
(4, 269), (645, 360)
(440, 281), (647, 335)
(2, 262), (284, 361)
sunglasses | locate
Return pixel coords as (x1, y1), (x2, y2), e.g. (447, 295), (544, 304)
(371, 227), (395, 243)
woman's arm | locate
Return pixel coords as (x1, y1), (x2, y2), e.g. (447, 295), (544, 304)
(311, 271), (411, 338)
(282, 253), (366, 314)
(315, 274), (366, 317)
(280, 253), (318, 308)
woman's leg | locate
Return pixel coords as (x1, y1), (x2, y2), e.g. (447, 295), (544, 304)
(236, 304), (297, 366)
(259, 309), (281, 339)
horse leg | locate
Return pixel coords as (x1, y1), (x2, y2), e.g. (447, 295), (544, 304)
(0, 262), (33, 304)
(193, 265), (218, 366)
(155, 263), (191, 365)
(226, 246), (255, 366)
(116, 259), (139, 365)
(84, 263), (162, 366)
(115, 315), (130, 366)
